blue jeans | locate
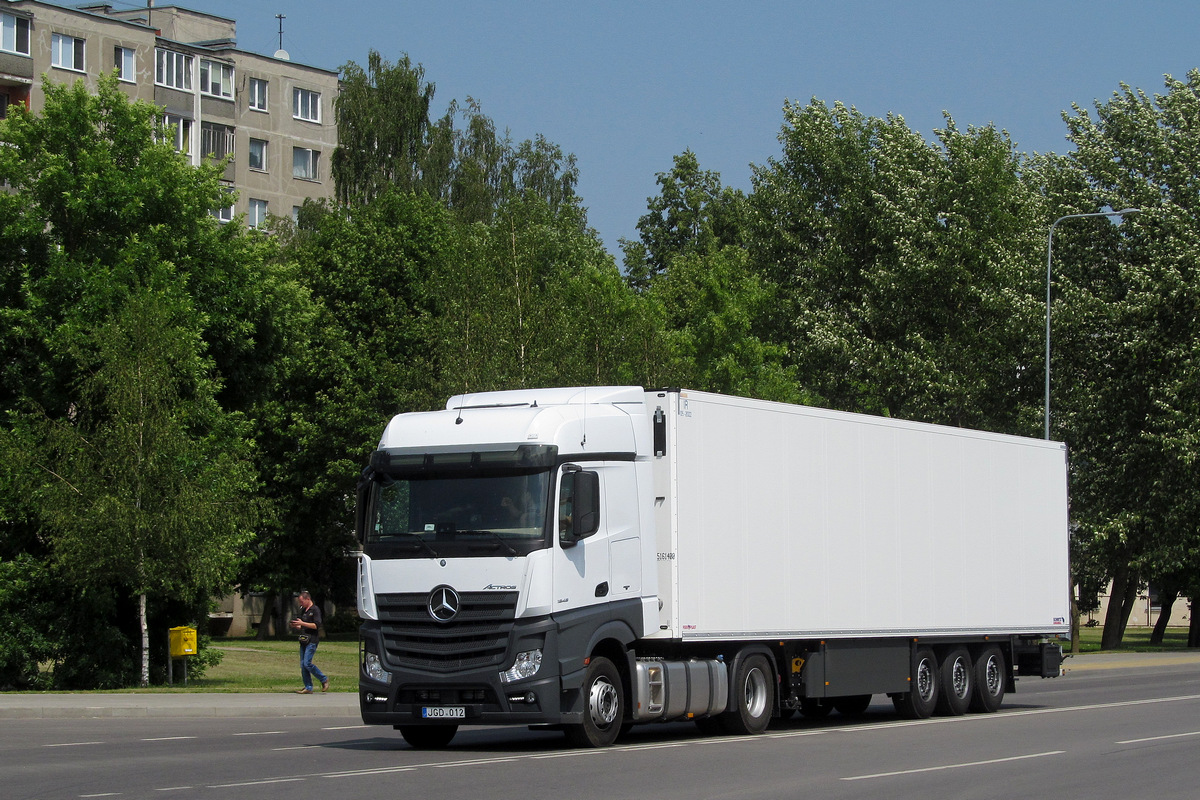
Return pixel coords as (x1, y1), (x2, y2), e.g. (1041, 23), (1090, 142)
(300, 642), (327, 691)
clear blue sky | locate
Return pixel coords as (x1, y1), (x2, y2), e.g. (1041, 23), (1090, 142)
(143, 1), (1200, 256)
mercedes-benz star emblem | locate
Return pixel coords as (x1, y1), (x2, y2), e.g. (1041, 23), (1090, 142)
(428, 586), (460, 622)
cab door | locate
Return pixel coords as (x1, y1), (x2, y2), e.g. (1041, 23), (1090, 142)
(551, 465), (610, 613)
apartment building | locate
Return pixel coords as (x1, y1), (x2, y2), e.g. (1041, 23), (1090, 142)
(0, 1), (339, 225)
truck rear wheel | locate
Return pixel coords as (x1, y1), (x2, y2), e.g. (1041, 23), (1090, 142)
(397, 724), (458, 749)
(892, 646), (939, 719)
(969, 646), (1006, 713)
(935, 648), (972, 716)
(720, 653), (774, 734)
(564, 656), (625, 748)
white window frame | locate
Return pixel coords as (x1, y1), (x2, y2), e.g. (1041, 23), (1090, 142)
(248, 138), (268, 172)
(52, 33), (86, 72)
(199, 59), (233, 99)
(156, 48), (193, 91)
(161, 113), (192, 155)
(2, 13), (31, 56)
(248, 77), (268, 112)
(293, 87), (320, 122)
(114, 46), (135, 83)
(248, 198), (268, 229)
(212, 187), (235, 224)
(292, 147), (320, 181)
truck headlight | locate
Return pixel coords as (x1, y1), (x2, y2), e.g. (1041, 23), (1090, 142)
(364, 650), (392, 684)
(499, 649), (543, 684)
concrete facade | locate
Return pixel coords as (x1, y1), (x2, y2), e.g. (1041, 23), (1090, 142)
(1, 1), (338, 223)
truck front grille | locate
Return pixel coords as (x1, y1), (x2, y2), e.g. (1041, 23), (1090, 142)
(375, 591), (518, 673)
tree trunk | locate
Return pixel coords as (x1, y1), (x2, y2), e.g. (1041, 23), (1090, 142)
(1070, 587), (1081, 654)
(1189, 596), (1200, 649)
(256, 592), (275, 640)
(139, 592), (149, 688)
(1100, 566), (1138, 650)
(1149, 590), (1177, 645)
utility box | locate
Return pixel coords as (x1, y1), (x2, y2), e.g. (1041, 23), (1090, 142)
(168, 626), (197, 658)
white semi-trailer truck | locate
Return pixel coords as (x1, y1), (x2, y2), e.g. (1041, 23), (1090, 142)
(356, 387), (1068, 748)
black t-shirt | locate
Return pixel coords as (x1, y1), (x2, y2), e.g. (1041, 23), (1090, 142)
(301, 603), (322, 645)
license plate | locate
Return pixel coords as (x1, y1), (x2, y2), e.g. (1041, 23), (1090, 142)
(421, 706), (465, 719)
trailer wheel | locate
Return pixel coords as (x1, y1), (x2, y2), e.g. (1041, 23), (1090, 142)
(564, 656), (624, 748)
(935, 648), (972, 716)
(892, 647), (939, 719)
(969, 646), (1006, 713)
(397, 724), (458, 749)
(720, 653), (774, 734)
(833, 694), (872, 716)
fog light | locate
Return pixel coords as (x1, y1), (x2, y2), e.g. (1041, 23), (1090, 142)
(507, 691), (537, 704)
(499, 649), (543, 684)
(364, 651), (392, 684)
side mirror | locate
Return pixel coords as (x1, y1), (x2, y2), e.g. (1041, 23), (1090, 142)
(559, 469), (600, 546)
(355, 467), (373, 545)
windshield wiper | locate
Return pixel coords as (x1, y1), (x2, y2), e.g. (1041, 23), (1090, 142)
(389, 534), (440, 558)
(462, 530), (519, 557)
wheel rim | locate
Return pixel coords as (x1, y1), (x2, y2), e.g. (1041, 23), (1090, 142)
(984, 655), (1002, 697)
(743, 666), (768, 718)
(588, 676), (619, 728)
(916, 657), (935, 702)
(951, 657), (970, 699)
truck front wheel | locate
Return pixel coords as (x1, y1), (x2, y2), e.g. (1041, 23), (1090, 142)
(397, 724), (458, 749)
(720, 653), (774, 734)
(565, 656), (625, 748)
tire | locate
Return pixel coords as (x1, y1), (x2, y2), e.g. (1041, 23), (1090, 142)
(564, 656), (625, 748)
(969, 646), (1006, 713)
(719, 653), (774, 735)
(799, 698), (833, 719)
(935, 648), (973, 716)
(833, 694), (872, 717)
(397, 724), (458, 749)
(892, 647), (939, 720)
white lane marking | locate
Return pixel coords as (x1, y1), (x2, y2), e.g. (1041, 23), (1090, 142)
(154, 787), (194, 792)
(44, 741), (103, 747)
(322, 725), (369, 731)
(272, 745), (321, 751)
(1117, 730), (1200, 745)
(141, 736), (197, 742)
(322, 767), (418, 778)
(231, 730), (285, 736)
(79, 794), (121, 798)
(208, 777), (306, 788)
(842, 750), (1065, 781)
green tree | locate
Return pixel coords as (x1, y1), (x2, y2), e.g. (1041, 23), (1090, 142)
(748, 100), (1045, 431)
(1055, 71), (1200, 648)
(0, 74), (265, 685)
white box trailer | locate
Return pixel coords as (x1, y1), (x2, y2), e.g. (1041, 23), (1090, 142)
(355, 388), (1069, 749)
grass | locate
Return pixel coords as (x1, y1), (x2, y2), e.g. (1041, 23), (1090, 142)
(1074, 626), (1192, 654)
(186, 636), (360, 692)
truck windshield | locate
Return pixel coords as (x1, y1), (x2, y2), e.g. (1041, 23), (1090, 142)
(365, 469), (551, 559)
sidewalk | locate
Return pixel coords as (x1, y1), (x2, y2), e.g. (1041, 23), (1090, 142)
(1, 651), (1196, 719)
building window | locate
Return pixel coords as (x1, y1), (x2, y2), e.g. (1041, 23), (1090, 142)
(156, 48), (193, 91)
(199, 59), (233, 99)
(212, 187), (235, 223)
(249, 77), (268, 111)
(200, 122), (236, 160)
(248, 199), (268, 228)
(1, 13), (31, 56)
(161, 113), (192, 155)
(0, 93), (9, 120)
(52, 33), (86, 72)
(293, 87), (320, 122)
(293, 147), (320, 181)
(248, 138), (267, 171)
(114, 46), (135, 83)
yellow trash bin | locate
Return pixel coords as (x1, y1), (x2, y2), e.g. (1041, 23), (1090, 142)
(168, 626), (197, 658)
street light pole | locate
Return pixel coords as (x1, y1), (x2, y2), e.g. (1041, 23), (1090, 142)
(1044, 208), (1140, 440)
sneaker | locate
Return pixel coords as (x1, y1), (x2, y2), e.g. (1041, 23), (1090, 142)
(321, 679), (329, 692)
(295, 688), (313, 694)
